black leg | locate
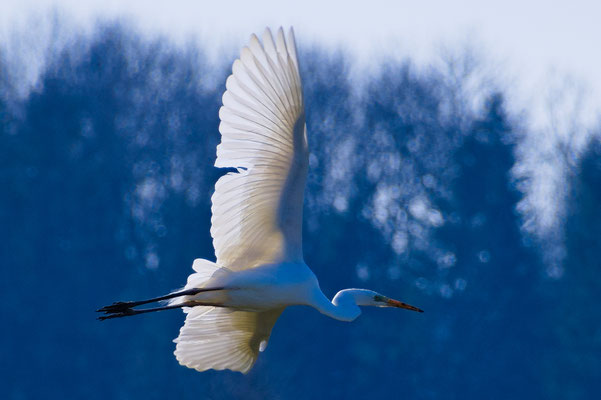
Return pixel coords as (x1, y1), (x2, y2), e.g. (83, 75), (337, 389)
(97, 300), (227, 320)
(97, 287), (226, 315)
(99, 301), (190, 320)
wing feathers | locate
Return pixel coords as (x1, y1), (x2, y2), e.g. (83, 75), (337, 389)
(174, 305), (284, 373)
(212, 27), (306, 270)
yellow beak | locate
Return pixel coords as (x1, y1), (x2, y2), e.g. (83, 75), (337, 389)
(386, 298), (424, 313)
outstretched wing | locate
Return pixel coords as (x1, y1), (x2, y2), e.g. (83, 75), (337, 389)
(211, 27), (307, 270)
(174, 306), (284, 374)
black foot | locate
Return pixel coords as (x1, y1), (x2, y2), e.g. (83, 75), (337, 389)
(97, 301), (137, 314)
(97, 308), (137, 320)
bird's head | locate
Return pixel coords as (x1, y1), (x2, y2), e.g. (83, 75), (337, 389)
(334, 289), (423, 313)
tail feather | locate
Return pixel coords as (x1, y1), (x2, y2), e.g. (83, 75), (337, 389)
(168, 259), (228, 305)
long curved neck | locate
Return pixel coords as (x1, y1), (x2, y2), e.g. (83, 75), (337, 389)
(310, 289), (364, 322)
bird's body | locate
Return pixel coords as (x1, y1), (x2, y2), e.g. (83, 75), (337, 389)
(179, 261), (319, 312)
(99, 27), (422, 374)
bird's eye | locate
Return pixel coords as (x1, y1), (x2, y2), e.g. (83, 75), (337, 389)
(373, 295), (386, 302)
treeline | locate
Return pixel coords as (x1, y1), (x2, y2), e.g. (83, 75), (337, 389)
(1, 21), (600, 400)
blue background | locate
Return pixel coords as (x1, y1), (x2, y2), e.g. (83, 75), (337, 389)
(1, 22), (600, 399)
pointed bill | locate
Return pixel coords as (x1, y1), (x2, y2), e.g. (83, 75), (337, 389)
(387, 298), (424, 313)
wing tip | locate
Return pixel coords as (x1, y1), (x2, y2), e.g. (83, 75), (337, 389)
(262, 27), (273, 40)
(254, 26), (298, 56)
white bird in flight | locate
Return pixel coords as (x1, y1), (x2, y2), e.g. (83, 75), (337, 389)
(99, 27), (423, 374)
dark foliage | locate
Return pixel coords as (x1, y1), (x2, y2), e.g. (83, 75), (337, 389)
(541, 138), (601, 400)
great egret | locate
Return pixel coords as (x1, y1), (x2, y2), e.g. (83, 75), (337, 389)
(98, 27), (423, 374)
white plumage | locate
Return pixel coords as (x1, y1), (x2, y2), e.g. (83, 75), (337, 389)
(174, 305), (283, 373)
(99, 27), (423, 375)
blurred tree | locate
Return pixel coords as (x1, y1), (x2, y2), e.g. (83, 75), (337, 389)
(342, 65), (544, 399)
(544, 137), (601, 399)
(0, 22), (223, 399)
(430, 93), (543, 399)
